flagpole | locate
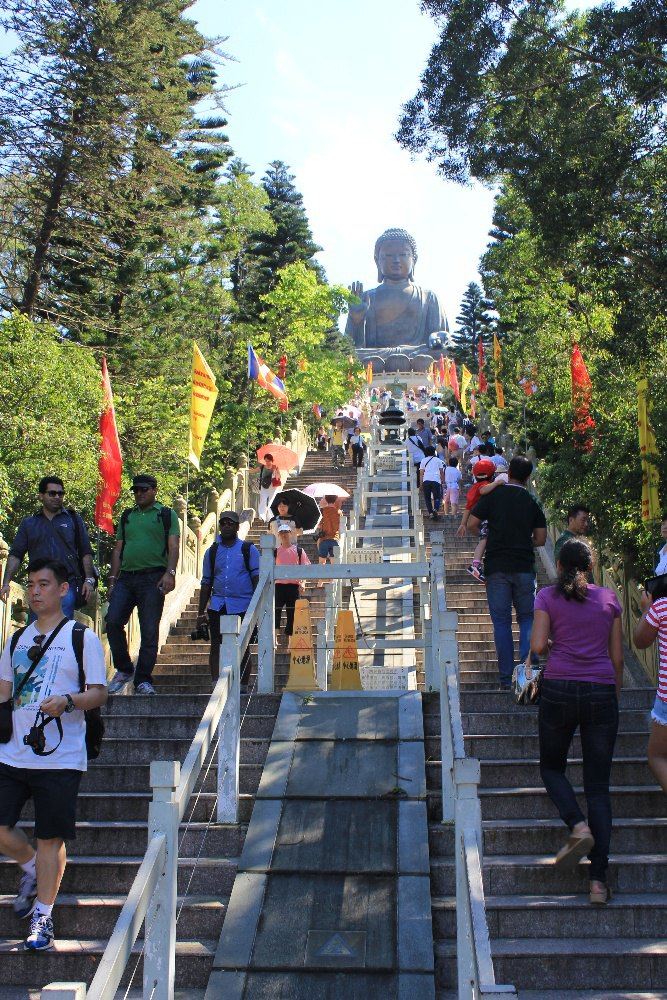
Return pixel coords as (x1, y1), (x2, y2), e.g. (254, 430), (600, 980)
(523, 397), (528, 453)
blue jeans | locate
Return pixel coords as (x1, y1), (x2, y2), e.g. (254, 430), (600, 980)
(422, 481), (442, 515)
(539, 679), (619, 882)
(485, 571), (536, 685)
(106, 569), (165, 687)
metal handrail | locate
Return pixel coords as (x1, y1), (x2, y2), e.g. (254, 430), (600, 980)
(430, 532), (518, 999)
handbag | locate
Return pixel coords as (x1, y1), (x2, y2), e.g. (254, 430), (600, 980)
(271, 473), (281, 487)
(512, 656), (543, 706)
(0, 619), (69, 743)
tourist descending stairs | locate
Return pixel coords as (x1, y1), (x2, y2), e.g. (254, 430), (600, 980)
(420, 500), (666, 998)
(0, 447), (360, 997)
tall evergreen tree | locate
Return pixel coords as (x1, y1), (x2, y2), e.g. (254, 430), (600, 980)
(451, 282), (493, 368)
(235, 160), (323, 322)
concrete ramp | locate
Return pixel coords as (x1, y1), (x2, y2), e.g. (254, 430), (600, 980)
(206, 691), (435, 999)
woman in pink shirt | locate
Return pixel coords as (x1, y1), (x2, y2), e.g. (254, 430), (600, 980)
(529, 539), (623, 905)
(274, 526), (310, 640)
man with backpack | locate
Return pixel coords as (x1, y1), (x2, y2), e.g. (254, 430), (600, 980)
(106, 474), (180, 695)
(0, 476), (97, 619)
(196, 511), (260, 686)
(0, 558), (107, 951)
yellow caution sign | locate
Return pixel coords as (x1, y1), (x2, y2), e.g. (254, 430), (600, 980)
(285, 599), (319, 692)
(330, 609), (362, 691)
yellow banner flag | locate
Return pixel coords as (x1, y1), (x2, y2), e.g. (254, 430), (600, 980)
(638, 377), (661, 522)
(460, 364), (473, 412)
(495, 379), (505, 409)
(366, 362), (373, 385)
(443, 357), (451, 389)
(189, 342), (218, 470)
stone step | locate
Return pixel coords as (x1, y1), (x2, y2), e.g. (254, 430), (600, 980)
(103, 693), (281, 717)
(78, 762), (262, 793)
(458, 732), (651, 759)
(0, 937), (215, 988)
(15, 820), (245, 858)
(428, 817), (667, 857)
(427, 785), (665, 821)
(432, 709), (652, 736)
(437, 757), (656, 790)
(0, 893), (225, 940)
(433, 937), (667, 990)
(0, 856), (237, 896)
(431, 891), (667, 940)
(102, 713), (275, 739)
(429, 854), (667, 896)
(85, 737), (270, 766)
(422, 689), (655, 714)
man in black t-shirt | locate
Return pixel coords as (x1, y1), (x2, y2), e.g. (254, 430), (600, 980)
(468, 456), (547, 689)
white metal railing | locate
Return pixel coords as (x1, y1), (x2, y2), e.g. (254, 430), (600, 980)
(430, 533), (518, 999)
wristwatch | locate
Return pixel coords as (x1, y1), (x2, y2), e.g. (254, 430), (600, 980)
(64, 694), (76, 714)
(167, 569), (176, 577)
(85, 577), (97, 587)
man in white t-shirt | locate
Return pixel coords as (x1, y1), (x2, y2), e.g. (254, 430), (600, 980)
(419, 447), (446, 520)
(0, 558), (107, 951)
(406, 427), (426, 478)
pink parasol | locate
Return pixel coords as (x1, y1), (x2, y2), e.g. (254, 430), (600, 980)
(302, 482), (350, 499)
(256, 443), (299, 471)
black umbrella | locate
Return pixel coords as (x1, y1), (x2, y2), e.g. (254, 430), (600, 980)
(332, 415), (355, 430)
(269, 489), (322, 533)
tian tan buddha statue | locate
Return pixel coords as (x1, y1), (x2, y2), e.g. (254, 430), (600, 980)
(345, 228), (448, 353)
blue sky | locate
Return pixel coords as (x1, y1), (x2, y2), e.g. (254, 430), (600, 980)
(193, 0), (599, 328)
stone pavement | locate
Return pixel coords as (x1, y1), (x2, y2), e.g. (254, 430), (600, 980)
(205, 692), (435, 999)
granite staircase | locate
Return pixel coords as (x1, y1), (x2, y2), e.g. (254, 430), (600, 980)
(420, 503), (666, 998)
(0, 448), (359, 997)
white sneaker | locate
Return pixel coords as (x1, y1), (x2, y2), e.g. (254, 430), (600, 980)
(135, 681), (156, 695)
(13, 870), (37, 919)
(108, 671), (133, 694)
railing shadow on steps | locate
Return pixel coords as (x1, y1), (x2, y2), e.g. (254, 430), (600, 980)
(430, 531), (519, 1000)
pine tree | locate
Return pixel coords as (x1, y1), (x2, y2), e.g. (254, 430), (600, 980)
(451, 282), (493, 368)
(235, 161), (323, 322)
(0, 0), (226, 336)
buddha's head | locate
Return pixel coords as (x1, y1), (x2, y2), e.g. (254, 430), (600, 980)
(374, 228), (418, 283)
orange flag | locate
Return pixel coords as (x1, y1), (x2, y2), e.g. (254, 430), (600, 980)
(449, 361), (460, 401)
(570, 343), (595, 451)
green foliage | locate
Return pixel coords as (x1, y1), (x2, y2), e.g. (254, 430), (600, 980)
(0, 314), (102, 533)
(451, 281), (494, 369)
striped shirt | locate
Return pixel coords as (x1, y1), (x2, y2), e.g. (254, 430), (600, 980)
(645, 597), (667, 702)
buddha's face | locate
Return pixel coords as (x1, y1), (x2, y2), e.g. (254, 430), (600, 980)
(378, 238), (414, 280)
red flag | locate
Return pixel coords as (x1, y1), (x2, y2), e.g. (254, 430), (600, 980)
(570, 343), (595, 451)
(449, 361), (460, 401)
(438, 355), (446, 383)
(277, 354), (287, 380)
(95, 357), (123, 534)
(470, 391), (477, 419)
(478, 339), (488, 393)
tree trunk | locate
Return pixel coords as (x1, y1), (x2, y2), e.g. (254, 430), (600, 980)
(20, 144), (74, 316)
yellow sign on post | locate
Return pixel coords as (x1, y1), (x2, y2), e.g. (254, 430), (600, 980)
(189, 341), (218, 470)
(330, 609), (362, 691)
(286, 599), (318, 692)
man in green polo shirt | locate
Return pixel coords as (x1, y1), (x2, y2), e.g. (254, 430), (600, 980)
(106, 474), (180, 695)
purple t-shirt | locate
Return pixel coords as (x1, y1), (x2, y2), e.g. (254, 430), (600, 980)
(534, 584), (621, 684)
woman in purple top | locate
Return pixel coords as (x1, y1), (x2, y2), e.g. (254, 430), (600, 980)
(529, 539), (624, 905)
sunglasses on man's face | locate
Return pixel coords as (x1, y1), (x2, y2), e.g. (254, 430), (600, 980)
(45, 490), (64, 497)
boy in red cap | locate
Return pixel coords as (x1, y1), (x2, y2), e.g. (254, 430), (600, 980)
(456, 459), (505, 582)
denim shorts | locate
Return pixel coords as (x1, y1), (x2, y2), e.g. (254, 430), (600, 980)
(651, 694), (667, 726)
(318, 538), (338, 559)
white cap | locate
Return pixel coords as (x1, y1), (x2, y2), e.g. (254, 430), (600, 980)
(277, 522), (292, 533)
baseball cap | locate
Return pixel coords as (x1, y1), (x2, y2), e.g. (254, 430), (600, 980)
(219, 510), (240, 524)
(473, 459), (496, 480)
(132, 474), (157, 489)
(277, 522), (293, 533)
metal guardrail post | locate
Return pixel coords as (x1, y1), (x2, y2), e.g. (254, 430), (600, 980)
(316, 618), (328, 690)
(258, 535), (276, 693)
(144, 760), (180, 1000)
(217, 617), (240, 823)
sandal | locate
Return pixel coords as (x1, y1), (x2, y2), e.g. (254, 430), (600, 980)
(554, 826), (594, 869)
(590, 880), (612, 905)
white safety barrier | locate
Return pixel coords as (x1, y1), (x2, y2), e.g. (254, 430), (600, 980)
(430, 533), (518, 1000)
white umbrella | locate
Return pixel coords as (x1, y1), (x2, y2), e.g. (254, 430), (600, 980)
(302, 482), (350, 499)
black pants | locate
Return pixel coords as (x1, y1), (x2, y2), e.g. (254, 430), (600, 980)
(352, 445), (365, 467)
(275, 583), (300, 635)
(538, 678), (619, 882)
(106, 568), (165, 687)
(208, 607), (253, 687)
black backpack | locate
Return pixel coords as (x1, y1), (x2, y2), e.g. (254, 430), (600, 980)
(119, 505), (173, 558)
(10, 622), (104, 759)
